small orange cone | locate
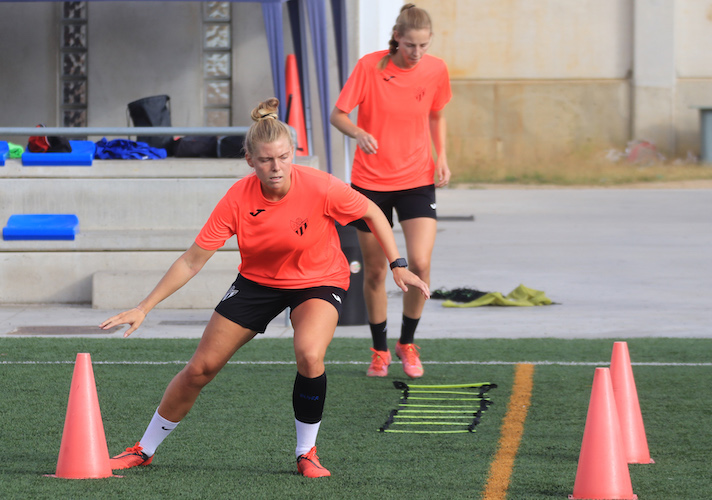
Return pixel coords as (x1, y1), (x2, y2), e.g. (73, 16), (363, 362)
(610, 341), (654, 464)
(570, 368), (637, 500)
(49, 353), (118, 479)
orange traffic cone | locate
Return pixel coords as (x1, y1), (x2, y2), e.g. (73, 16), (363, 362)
(570, 368), (637, 500)
(610, 341), (654, 464)
(49, 353), (118, 479)
(285, 53), (309, 156)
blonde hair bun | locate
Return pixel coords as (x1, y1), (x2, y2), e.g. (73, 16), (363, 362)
(244, 97), (294, 157)
(251, 97), (280, 122)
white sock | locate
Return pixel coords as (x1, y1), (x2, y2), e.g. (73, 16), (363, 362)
(139, 408), (180, 457)
(294, 419), (321, 457)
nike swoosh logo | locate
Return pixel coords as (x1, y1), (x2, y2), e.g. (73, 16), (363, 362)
(332, 293), (342, 304)
(222, 286), (239, 301)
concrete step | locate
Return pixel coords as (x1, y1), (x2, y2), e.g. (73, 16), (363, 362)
(0, 157), (255, 178)
(92, 269), (240, 309)
(1, 229), (203, 252)
(2, 177), (243, 230)
(0, 156), (317, 305)
(0, 156), (320, 230)
(0, 156), (319, 179)
(0, 246), (239, 304)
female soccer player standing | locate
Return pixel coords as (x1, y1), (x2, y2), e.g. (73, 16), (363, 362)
(101, 98), (428, 477)
(330, 4), (451, 378)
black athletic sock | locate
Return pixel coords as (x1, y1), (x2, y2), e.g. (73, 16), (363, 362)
(369, 320), (388, 351)
(399, 315), (420, 345)
(293, 372), (327, 424)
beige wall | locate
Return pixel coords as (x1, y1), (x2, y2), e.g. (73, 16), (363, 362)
(676, 1), (712, 78)
(447, 80), (630, 174)
(425, 0), (632, 80)
(675, 2), (712, 157)
(414, 0), (712, 166)
(418, 0), (633, 165)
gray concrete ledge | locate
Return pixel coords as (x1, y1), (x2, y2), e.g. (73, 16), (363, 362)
(0, 229), (206, 252)
(0, 249), (240, 304)
(0, 156), (319, 178)
(92, 270), (239, 309)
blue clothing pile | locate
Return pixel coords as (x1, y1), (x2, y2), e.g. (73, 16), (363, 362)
(94, 138), (167, 160)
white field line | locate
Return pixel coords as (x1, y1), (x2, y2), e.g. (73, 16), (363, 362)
(1, 360), (711, 367)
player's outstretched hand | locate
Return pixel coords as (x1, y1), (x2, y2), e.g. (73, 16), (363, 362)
(392, 268), (430, 299)
(100, 307), (147, 338)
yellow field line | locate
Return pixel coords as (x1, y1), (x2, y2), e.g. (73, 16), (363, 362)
(481, 363), (535, 500)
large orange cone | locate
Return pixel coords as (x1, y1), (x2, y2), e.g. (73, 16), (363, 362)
(610, 341), (654, 464)
(285, 54), (309, 156)
(570, 368), (637, 500)
(50, 353), (117, 479)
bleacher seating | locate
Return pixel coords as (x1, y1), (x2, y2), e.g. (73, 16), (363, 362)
(0, 155), (319, 307)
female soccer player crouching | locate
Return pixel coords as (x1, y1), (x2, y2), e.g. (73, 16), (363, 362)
(100, 98), (429, 477)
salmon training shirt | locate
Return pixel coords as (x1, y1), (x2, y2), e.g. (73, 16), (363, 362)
(195, 164), (369, 290)
(335, 50), (452, 191)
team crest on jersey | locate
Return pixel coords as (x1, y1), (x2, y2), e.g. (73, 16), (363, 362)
(291, 217), (308, 236)
(415, 86), (426, 102)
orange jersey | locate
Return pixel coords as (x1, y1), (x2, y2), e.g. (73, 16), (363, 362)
(335, 50), (451, 191)
(195, 165), (369, 289)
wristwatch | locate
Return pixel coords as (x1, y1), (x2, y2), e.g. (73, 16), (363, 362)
(389, 258), (408, 270)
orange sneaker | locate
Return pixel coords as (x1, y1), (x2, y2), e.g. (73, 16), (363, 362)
(110, 442), (153, 470)
(367, 348), (392, 377)
(296, 446), (331, 478)
(395, 341), (424, 378)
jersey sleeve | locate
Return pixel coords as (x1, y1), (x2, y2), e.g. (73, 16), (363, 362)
(431, 60), (452, 112)
(324, 176), (369, 226)
(195, 192), (238, 251)
(335, 57), (369, 114)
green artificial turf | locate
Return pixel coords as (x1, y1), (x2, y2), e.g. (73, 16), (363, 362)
(0, 338), (710, 499)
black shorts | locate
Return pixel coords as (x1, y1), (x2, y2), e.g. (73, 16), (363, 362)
(214, 275), (347, 333)
(349, 184), (437, 232)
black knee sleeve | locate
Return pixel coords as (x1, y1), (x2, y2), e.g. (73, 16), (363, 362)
(293, 372), (327, 424)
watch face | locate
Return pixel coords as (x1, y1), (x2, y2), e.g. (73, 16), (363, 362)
(391, 258), (407, 269)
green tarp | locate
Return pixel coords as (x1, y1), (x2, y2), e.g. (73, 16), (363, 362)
(442, 284), (553, 308)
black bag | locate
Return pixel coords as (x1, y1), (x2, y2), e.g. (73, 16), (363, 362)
(174, 136), (218, 158)
(127, 95), (172, 150)
(218, 135), (246, 158)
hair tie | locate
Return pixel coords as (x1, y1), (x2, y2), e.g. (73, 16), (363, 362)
(258, 110), (278, 121)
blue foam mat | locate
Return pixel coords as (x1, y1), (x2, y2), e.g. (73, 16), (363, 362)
(21, 140), (95, 166)
(2, 214), (79, 240)
(0, 141), (8, 166)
